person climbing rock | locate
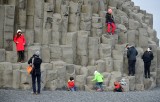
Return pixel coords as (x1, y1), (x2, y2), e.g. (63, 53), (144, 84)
(105, 8), (116, 35)
(92, 71), (104, 91)
(142, 47), (154, 78)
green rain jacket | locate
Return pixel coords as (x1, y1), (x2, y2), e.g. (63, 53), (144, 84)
(92, 72), (104, 82)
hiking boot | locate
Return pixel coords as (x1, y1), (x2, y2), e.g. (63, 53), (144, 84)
(96, 88), (102, 92)
(21, 60), (24, 63)
(145, 75), (147, 78)
(36, 92), (40, 95)
(32, 92), (36, 95)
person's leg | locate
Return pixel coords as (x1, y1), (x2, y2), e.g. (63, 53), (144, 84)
(19, 51), (23, 62)
(128, 60), (132, 75)
(74, 86), (77, 91)
(147, 62), (151, 78)
(144, 63), (147, 78)
(96, 82), (100, 90)
(31, 74), (36, 94)
(17, 51), (21, 62)
(70, 87), (75, 91)
(107, 23), (111, 33)
(37, 74), (41, 94)
(21, 50), (24, 62)
(111, 23), (116, 35)
(99, 82), (103, 91)
(117, 88), (122, 92)
(132, 60), (136, 75)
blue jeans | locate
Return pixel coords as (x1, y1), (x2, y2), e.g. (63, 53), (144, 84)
(31, 73), (41, 93)
(96, 82), (103, 90)
(69, 87), (76, 91)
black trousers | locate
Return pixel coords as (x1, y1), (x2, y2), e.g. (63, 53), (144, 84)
(17, 51), (24, 62)
(32, 73), (41, 94)
(144, 62), (151, 78)
(128, 60), (136, 75)
(114, 88), (123, 92)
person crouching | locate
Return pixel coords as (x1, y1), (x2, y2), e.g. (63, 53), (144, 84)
(68, 77), (76, 91)
(113, 81), (124, 92)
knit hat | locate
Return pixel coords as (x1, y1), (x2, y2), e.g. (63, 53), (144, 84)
(108, 8), (112, 14)
(17, 29), (22, 33)
(147, 47), (151, 51)
(35, 51), (40, 56)
(94, 71), (98, 75)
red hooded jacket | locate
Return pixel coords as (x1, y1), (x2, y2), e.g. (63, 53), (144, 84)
(13, 34), (26, 51)
(114, 82), (121, 89)
(68, 80), (75, 88)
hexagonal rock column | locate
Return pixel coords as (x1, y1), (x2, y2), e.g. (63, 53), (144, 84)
(77, 31), (89, 66)
(4, 5), (15, 50)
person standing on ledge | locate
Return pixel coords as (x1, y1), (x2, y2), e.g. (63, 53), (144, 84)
(127, 45), (138, 76)
(13, 29), (26, 62)
(142, 47), (154, 78)
(105, 8), (116, 35)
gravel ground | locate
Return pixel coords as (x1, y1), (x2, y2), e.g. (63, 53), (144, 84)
(0, 88), (160, 102)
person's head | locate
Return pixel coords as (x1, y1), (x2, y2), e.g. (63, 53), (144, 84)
(107, 8), (112, 14)
(17, 29), (22, 35)
(126, 44), (129, 49)
(70, 77), (74, 81)
(94, 71), (98, 75)
(147, 47), (151, 51)
(114, 81), (118, 86)
(35, 51), (40, 56)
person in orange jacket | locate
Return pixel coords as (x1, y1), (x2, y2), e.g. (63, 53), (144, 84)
(67, 77), (76, 91)
(113, 81), (124, 92)
(13, 29), (26, 62)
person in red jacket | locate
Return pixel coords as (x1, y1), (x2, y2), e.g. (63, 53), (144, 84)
(13, 29), (26, 62)
(67, 77), (76, 91)
(113, 81), (124, 92)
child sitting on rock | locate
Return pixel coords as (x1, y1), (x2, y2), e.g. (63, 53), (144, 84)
(67, 77), (76, 91)
(113, 81), (124, 92)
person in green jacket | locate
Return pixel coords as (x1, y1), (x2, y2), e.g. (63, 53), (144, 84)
(92, 71), (104, 91)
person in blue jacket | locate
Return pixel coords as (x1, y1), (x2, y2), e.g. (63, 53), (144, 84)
(127, 45), (138, 76)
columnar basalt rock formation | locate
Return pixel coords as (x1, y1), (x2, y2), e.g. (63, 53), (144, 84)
(0, 0), (159, 91)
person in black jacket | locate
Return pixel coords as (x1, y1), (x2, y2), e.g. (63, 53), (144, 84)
(127, 45), (138, 76)
(105, 8), (116, 35)
(142, 47), (154, 78)
(28, 51), (42, 94)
